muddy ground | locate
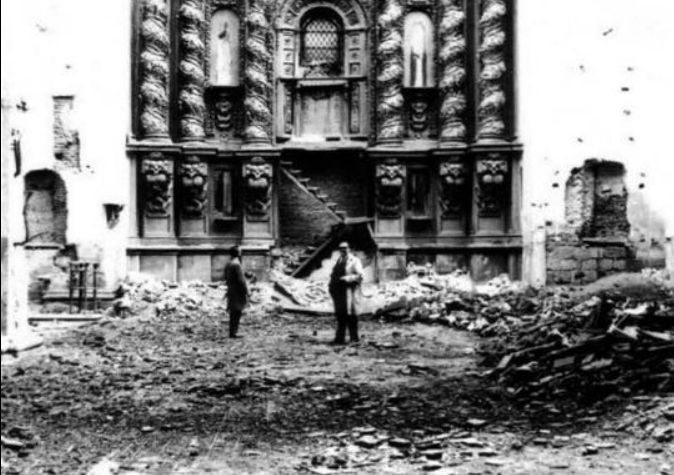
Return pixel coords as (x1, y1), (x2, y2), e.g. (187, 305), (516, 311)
(1, 282), (672, 475)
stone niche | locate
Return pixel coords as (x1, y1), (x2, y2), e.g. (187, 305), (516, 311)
(24, 170), (68, 245)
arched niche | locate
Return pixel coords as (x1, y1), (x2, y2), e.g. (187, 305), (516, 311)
(24, 170), (68, 245)
(403, 12), (435, 88)
(275, 0), (368, 139)
(209, 9), (240, 87)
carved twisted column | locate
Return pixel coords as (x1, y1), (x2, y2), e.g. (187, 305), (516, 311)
(376, 0), (404, 144)
(244, 0), (273, 144)
(179, 0), (207, 140)
(139, 0), (170, 139)
(478, 0), (508, 140)
(439, 0), (467, 143)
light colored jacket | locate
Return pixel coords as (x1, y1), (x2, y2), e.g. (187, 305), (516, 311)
(341, 254), (364, 315)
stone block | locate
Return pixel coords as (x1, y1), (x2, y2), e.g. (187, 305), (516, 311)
(580, 270), (598, 283)
(549, 245), (578, 260)
(603, 246), (627, 259)
(599, 259), (614, 272)
(575, 247), (601, 260)
(613, 259), (626, 271)
(580, 259), (598, 271)
(178, 254), (211, 282)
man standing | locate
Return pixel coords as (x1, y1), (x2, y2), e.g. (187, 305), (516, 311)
(328, 242), (364, 344)
(224, 246), (249, 338)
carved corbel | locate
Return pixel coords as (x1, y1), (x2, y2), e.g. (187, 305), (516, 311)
(141, 153), (173, 217)
(376, 160), (406, 218)
(475, 155), (508, 217)
(178, 157), (208, 218)
(243, 157), (273, 221)
(439, 160), (468, 218)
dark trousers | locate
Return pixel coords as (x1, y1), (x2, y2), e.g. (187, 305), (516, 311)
(335, 311), (359, 343)
(229, 309), (242, 337)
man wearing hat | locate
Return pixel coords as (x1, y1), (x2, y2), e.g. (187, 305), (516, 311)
(328, 242), (364, 344)
(224, 246), (249, 338)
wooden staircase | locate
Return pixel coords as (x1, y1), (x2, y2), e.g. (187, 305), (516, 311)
(279, 160), (374, 277)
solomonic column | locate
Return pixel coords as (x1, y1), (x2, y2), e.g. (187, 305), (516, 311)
(477, 0), (508, 141)
(178, 0), (207, 141)
(139, 0), (170, 140)
(376, 0), (404, 145)
(439, 0), (467, 145)
(244, 0), (273, 145)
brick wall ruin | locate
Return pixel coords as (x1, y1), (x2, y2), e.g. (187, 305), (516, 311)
(547, 160), (633, 285)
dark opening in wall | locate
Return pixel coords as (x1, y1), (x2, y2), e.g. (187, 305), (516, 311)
(53, 96), (80, 168)
(24, 170), (68, 245)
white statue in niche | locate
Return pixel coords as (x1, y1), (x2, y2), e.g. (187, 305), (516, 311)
(404, 12), (434, 87)
(210, 10), (239, 86)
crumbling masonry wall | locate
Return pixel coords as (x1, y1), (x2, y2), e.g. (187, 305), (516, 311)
(547, 160), (632, 285)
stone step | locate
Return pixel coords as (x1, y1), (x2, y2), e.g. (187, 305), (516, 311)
(335, 210), (347, 219)
(316, 194), (328, 201)
(326, 202), (337, 210)
(289, 168), (303, 176)
(307, 186), (319, 193)
(298, 177), (310, 185)
(280, 160), (293, 167)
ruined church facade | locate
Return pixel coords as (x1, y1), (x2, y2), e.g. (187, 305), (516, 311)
(129, 0), (521, 281)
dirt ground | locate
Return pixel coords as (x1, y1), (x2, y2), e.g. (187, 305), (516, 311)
(1, 286), (672, 475)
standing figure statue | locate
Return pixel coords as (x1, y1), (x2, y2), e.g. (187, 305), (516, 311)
(328, 242), (364, 345)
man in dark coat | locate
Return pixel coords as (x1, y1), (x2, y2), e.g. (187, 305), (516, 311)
(328, 242), (364, 344)
(224, 246), (249, 338)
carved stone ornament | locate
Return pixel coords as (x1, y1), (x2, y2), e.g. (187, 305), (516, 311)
(212, 90), (235, 134)
(439, 160), (468, 218)
(179, 157), (208, 218)
(478, 0), (508, 139)
(376, 0), (405, 142)
(439, 0), (467, 142)
(243, 157), (273, 221)
(408, 93), (430, 137)
(139, 0), (170, 138)
(476, 156), (508, 217)
(141, 154), (173, 217)
(179, 0), (207, 140)
(244, 0), (273, 143)
(376, 160), (406, 218)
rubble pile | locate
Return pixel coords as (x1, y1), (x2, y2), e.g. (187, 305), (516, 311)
(485, 291), (674, 399)
(374, 271), (674, 400)
(299, 426), (512, 473)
